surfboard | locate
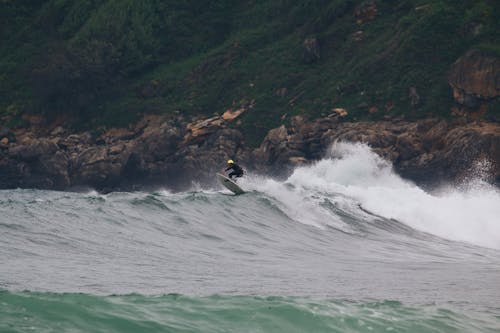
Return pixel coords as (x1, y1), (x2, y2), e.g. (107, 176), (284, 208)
(216, 173), (245, 195)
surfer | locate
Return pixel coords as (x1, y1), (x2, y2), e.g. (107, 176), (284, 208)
(225, 160), (244, 180)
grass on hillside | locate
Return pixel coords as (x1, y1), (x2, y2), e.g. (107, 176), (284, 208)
(1, 0), (499, 146)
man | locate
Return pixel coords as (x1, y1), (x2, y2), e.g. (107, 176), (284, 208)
(225, 159), (244, 180)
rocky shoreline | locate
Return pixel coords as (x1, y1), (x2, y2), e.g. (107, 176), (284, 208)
(1, 112), (499, 192)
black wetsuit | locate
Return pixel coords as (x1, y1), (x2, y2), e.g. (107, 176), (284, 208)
(225, 163), (244, 179)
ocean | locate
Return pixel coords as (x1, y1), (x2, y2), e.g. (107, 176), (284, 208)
(1, 143), (499, 332)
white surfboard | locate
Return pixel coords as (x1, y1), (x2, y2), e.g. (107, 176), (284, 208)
(216, 173), (245, 195)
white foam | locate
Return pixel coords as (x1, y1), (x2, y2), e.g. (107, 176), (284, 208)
(240, 174), (349, 230)
(247, 142), (500, 249)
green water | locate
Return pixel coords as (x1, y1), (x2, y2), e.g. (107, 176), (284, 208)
(2, 291), (499, 333)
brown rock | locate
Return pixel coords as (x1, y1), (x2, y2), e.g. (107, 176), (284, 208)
(254, 125), (289, 164)
(222, 108), (246, 121)
(104, 127), (135, 141)
(109, 144), (125, 155)
(71, 146), (124, 187)
(39, 151), (70, 189)
(448, 50), (500, 107)
(50, 126), (65, 136)
(9, 139), (58, 161)
(355, 1), (378, 24)
(183, 116), (224, 144)
(332, 108), (348, 117)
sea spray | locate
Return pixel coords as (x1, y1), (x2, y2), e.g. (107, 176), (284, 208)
(242, 142), (500, 249)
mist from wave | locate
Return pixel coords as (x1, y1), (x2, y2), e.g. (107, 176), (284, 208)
(238, 142), (500, 249)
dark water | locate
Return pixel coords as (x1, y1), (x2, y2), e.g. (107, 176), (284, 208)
(1, 143), (500, 332)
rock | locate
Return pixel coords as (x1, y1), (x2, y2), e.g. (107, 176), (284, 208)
(104, 127), (136, 141)
(254, 125), (289, 164)
(65, 132), (93, 145)
(332, 108), (348, 117)
(448, 50), (500, 108)
(109, 144), (125, 155)
(1, 137), (69, 189)
(253, 118), (500, 186)
(71, 146), (123, 188)
(355, 1), (378, 24)
(222, 108), (246, 121)
(50, 126), (65, 136)
(183, 116), (224, 144)
(1, 109), (499, 191)
(290, 115), (306, 130)
(9, 139), (58, 161)
(39, 151), (70, 189)
(302, 37), (320, 63)
(288, 156), (307, 165)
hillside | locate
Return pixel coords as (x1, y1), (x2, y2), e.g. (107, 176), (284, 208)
(1, 0), (499, 146)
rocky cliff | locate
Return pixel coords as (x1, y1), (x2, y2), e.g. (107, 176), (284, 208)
(1, 112), (499, 192)
(448, 50), (500, 116)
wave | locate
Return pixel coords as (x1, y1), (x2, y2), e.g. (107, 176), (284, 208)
(1, 290), (499, 333)
(239, 142), (500, 249)
(1, 143), (500, 311)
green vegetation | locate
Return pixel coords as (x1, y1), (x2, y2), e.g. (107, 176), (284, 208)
(1, 0), (499, 145)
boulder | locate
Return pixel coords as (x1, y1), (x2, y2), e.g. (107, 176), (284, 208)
(69, 145), (127, 189)
(448, 50), (500, 108)
(8, 138), (58, 161)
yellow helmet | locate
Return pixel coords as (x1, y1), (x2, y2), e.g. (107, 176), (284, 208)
(227, 159), (234, 164)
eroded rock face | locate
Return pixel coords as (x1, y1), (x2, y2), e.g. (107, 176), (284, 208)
(0, 112), (499, 191)
(448, 50), (500, 108)
(253, 118), (500, 185)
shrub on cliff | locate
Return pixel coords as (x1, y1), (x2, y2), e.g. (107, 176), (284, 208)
(0, 0), (498, 144)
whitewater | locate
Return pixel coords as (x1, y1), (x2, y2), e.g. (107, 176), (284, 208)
(1, 142), (499, 332)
